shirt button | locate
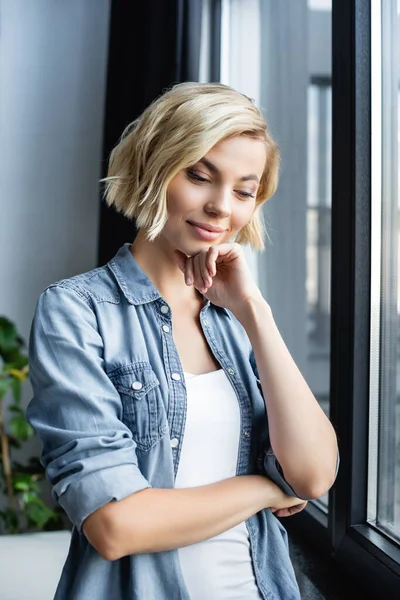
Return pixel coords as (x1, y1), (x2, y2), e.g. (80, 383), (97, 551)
(131, 381), (143, 391)
(170, 438), (179, 448)
(160, 305), (169, 314)
(228, 368), (235, 375)
(244, 430), (250, 438)
(203, 319), (209, 326)
(171, 373), (181, 381)
(162, 325), (170, 333)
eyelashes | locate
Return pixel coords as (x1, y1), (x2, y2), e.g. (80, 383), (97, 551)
(187, 170), (209, 183)
(186, 170), (256, 199)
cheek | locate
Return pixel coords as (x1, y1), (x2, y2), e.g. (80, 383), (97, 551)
(167, 181), (206, 217)
(232, 202), (256, 230)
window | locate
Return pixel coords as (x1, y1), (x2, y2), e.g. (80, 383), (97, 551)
(207, 0), (400, 596)
(368, 0), (400, 543)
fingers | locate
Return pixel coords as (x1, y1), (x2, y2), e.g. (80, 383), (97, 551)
(193, 255), (208, 292)
(205, 246), (218, 277)
(185, 248), (217, 292)
(270, 501), (308, 518)
(178, 243), (241, 289)
(185, 257), (194, 286)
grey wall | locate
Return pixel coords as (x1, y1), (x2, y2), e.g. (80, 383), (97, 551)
(0, 0), (110, 475)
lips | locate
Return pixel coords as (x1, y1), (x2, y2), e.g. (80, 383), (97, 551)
(187, 221), (226, 241)
(187, 221), (226, 233)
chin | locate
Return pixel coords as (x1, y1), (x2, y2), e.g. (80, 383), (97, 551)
(171, 237), (206, 257)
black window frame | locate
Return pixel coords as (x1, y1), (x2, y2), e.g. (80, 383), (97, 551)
(284, 1), (400, 596)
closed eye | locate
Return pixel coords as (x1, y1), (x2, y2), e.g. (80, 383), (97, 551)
(187, 169), (256, 198)
(236, 190), (256, 199)
(187, 170), (210, 183)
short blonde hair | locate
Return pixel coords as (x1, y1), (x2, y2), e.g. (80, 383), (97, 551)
(101, 82), (280, 250)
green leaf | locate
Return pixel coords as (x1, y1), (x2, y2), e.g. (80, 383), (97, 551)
(0, 317), (20, 356)
(8, 405), (24, 414)
(4, 355), (29, 371)
(14, 473), (39, 492)
(24, 496), (57, 530)
(10, 414), (34, 440)
(21, 490), (40, 505)
(10, 378), (21, 403)
(0, 378), (9, 399)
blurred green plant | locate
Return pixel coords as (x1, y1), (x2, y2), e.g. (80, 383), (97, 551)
(0, 316), (63, 533)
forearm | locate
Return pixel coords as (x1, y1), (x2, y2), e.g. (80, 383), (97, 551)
(84, 475), (297, 560)
(237, 296), (338, 499)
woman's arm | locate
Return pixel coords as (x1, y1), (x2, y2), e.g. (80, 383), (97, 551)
(174, 243), (339, 501)
(83, 474), (303, 560)
(27, 286), (152, 538)
(236, 296), (338, 500)
(28, 283), (304, 562)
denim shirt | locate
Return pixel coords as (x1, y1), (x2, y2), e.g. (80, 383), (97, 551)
(26, 242), (303, 600)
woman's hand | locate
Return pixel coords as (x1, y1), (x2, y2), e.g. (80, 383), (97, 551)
(174, 243), (262, 315)
(269, 502), (308, 518)
(264, 479), (308, 518)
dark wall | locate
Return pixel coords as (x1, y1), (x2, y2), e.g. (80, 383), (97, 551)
(98, 0), (203, 266)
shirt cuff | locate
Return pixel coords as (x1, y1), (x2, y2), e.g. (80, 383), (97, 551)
(56, 463), (152, 533)
(259, 447), (340, 502)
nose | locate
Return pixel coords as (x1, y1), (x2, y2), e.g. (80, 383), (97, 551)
(204, 186), (232, 219)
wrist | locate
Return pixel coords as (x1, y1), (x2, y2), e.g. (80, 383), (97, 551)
(234, 293), (272, 328)
(261, 477), (285, 509)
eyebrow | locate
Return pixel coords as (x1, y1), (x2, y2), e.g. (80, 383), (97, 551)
(199, 157), (260, 183)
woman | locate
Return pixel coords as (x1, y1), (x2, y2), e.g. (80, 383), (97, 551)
(27, 82), (339, 600)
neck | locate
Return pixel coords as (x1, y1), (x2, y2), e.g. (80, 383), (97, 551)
(130, 230), (202, 308)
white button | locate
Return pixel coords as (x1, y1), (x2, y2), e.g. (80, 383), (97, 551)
(160, 305), (169, 314)
(170, 438), (179, 448)
(162, 325), (170, 333)
(203, 319), (209, 326)
(171, 373), (181, 381)
(228, 368), (235, 375)
(131, 381), (143, 391)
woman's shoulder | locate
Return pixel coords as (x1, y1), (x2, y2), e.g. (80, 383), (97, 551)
(37, 263), (121, 311)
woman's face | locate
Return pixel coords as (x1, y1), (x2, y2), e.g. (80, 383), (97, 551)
(161, 135), (267, 256)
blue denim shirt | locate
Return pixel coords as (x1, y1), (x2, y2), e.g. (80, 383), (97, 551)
(27, 242), (303, 600)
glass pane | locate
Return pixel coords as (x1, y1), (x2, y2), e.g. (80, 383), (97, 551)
(370, 0), (400, 541)
(306, 81), (332, 511)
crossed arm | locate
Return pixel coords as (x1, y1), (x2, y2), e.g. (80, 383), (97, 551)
(237, 296), (339, 502)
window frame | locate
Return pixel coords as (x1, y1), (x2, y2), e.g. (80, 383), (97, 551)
(284, 1), (400, 596)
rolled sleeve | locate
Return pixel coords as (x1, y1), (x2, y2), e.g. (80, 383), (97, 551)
(26, 284), (151, 532)
(261, 446), (340, 501)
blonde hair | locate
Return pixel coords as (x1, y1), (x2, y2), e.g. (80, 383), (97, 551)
(101, 82), (280, 250)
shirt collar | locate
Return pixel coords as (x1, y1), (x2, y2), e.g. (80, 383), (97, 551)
(107, 243), (162, 305)
(107, 243), (230, 317)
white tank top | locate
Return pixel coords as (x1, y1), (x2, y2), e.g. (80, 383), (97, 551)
(174, 369), (262, 600)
